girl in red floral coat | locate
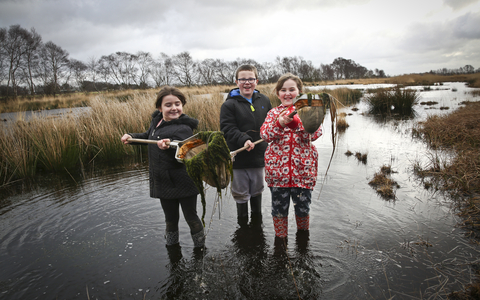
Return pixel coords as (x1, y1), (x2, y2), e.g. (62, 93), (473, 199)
(260, 73), (323, 240)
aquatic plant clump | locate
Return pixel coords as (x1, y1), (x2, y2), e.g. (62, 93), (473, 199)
(183, 131), (233, 223)
(369, 165), (399, 200)
(365, 86), (420, 116)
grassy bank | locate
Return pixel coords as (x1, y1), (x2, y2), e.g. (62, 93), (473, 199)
(413, 101), (480, 237)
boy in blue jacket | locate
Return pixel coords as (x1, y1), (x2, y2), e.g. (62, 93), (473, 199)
(220, 65), (272, 227)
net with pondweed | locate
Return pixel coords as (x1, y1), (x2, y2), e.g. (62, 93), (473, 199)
(180, 131), (233, 223)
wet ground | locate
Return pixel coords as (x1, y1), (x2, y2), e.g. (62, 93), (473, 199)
(1, 82), (479, 299)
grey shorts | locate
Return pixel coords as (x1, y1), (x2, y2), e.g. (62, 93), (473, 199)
(231, 168), (265, 203)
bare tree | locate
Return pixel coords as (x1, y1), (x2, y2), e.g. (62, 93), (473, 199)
(68, 59), (87, 91)
(41, 41), (69, 96)
(22, 27), (42, 95)
(99, 54), (122, 85)
(117, 51), (138, 86)
(258, 61), (280, 83)
(3, 25), (31, 98)
(136, 51), (153, 88)
(197, 58), (218, 85)
(99, 52), (139, 87)
(173, 51), (197, 86)
(320, 63), (335, 81)
(86, 56), (99, 91)
(214, 59), (236, 84)
(0, 27), (7, 85)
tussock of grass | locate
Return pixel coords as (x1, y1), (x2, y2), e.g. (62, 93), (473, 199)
(355, 152), (368, 164)
(336, 113), (349, 131)
(365, 86), (420, 115)
(369, 165), (399, 200)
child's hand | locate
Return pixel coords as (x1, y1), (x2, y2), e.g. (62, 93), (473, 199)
(121, 134), (132, 144)
(279, 110), (294, 128)
(157, 139), (171, 150)
(286, 114), (300, 129)
(244, 140), (255, 151)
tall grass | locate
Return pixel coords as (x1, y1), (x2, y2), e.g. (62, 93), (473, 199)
(310, 87), (363, 106)
(365, 86), (420, 115)
(183, 92), (224, 132)
(0, 91), (155, 184)
(413, 101), (480, 232)
(0, 87), (241, 185)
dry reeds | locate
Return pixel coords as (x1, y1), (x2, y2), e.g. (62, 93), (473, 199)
(386, 72), (480, 88)
(368, 165), (399, 200)
(0, 91), (155, 184)
(306, 87), (363, 106)
(413, 101), (480, 238)
(0, 87), (242, 185)
(336, 112), (349, 131)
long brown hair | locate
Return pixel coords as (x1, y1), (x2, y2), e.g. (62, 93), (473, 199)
(155, 86), (187, 108)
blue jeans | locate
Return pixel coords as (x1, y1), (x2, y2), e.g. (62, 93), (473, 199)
(270, 187), (311, 218)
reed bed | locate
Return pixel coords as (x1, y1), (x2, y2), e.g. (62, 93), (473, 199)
(365, 86), (420, 115)
(0, 91), (155, 184)
(336, 112), (349, 131)
(0, 87), (236, 185)
(413, 102), (480, 234)
(309, 87), (363, 106)
(413, 101), (480, 297)
(183, 92), (225, 132)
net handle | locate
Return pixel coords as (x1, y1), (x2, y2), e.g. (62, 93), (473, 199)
(230, 139), (264, 157)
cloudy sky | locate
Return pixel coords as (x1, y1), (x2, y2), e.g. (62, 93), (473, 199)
(1, 0), (479, 76)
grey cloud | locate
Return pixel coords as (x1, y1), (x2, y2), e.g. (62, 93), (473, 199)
(401, 11), (480, 52)
(443, 0), (480, 10)
(452, 11), (480, 39)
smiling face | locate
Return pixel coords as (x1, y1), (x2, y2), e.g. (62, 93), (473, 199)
(277, 79), (300, 107)
(158, 94), (183, 121)
(236, 70), (258, 99)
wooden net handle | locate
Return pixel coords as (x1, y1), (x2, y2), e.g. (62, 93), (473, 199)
(230, 139), (264, 156)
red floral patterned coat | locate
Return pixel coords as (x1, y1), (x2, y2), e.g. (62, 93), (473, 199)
(260, 104), (323, 189)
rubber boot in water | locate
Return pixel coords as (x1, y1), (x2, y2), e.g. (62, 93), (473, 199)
(191, 229), (205, 248)
(273, 216), (288, 238)
(165, 230), (179, 246)
(250, 194), (263, 228)
(236, 202), (249, 227)
(295, 215), (310, 231)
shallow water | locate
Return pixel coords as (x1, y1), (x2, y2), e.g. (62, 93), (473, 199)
(1, 82), (480, 299)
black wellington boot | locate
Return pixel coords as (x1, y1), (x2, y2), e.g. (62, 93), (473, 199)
(236, 202), (249, 227)
(250, 194), (263, 228)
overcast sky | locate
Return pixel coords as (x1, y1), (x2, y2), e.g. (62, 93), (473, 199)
(1, 0), (479, 76)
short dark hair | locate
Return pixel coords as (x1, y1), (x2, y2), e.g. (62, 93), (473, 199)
(274, 73), (304, 95)
(235, 64), (259, 80)
(155, 86), (186, 108)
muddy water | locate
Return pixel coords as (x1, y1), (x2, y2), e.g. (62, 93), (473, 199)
(1, 82), (479, 299)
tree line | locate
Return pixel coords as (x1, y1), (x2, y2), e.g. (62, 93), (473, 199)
(0, 24), (397, 99)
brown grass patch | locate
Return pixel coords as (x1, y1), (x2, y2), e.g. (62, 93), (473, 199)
(413, 101), (480, 239)
(368, 165), (399, 200)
